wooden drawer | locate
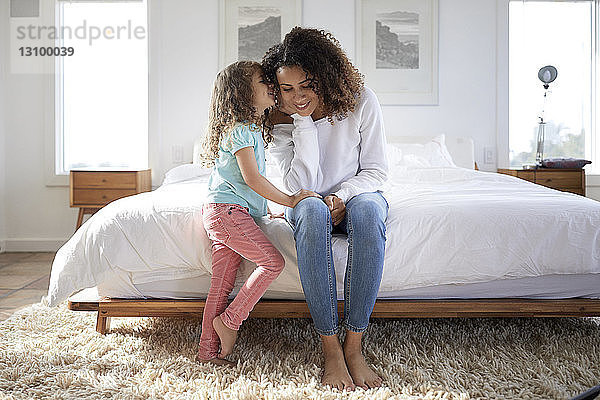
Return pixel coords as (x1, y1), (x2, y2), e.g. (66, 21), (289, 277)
(515, 171), (535, 182)
(497, 169), (535, 182)
(534, 171), (582, 189)
(497, 168), (585, 196)
(72, 171), (138, 189)
(72, 188), (138, 207)
(70, 169), (152, 229)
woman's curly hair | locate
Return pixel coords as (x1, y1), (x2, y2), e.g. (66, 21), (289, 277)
(262, 27), (364, 123)
(199, 61), (273, 167)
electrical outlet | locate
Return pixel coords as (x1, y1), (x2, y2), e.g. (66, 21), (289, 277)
(484, 147), (495, 164)
(172, 145), (184, 164)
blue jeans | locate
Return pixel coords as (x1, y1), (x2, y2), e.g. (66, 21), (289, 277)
(286, 192), (388, 335)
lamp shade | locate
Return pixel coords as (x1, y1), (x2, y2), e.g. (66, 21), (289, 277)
(538, 65), (558, 85)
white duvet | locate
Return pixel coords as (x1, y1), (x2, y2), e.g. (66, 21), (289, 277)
(48, 165), (600, 307)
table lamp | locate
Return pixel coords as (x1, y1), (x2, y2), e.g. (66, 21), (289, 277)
(535, 65), (558, 166)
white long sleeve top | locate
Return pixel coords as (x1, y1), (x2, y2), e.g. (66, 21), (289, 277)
(269, 87), (389, 203)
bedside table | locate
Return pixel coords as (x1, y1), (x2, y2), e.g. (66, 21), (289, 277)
(70, 169), (152, 229)
(497, 168), (586, 196)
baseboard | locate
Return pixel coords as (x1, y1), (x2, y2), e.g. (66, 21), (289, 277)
(587, 174), (600, 187)
(2, 238), (67, 252)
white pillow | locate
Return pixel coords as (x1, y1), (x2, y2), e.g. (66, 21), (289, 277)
(192, 137), (204, 164)
(162, 163), (211, 185)
(388, 135), (456, 168)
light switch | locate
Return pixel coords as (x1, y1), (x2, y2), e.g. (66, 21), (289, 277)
(172, 145), (184, 164)
(484, 147), (495, 164)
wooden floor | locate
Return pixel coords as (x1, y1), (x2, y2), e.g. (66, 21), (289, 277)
(0, 252), (54, 321)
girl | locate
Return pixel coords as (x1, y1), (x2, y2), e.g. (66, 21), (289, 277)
(197, 60), (320, 366)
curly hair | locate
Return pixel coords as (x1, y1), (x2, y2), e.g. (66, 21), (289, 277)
(199, 61), (273, 167)
(262, 27), (364, 123)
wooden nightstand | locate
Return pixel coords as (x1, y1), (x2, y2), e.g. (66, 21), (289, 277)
(70, 169), (152, 229)
(497, 168), (586, 196)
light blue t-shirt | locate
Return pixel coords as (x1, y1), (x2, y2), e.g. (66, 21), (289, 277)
(205, 123), (268, 217)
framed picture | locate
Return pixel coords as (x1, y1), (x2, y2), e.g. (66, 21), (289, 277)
(219, 0), (302, 68)
(356, 0), (439, 105)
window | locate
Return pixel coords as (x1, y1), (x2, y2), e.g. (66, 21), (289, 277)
(55, 0), (148, 174)
(509, 0), (596, 171)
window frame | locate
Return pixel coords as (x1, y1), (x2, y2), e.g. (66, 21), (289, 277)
(499, 0), (600, 188)
(43, 1), (65, 186)
(44, 0), (150, 187)
(507, 0), (595, 171)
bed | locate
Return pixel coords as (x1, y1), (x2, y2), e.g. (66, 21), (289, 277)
(48, 135), (600, 333)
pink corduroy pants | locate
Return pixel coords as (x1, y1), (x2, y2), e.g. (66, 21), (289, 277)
(197, 203), (285, 360)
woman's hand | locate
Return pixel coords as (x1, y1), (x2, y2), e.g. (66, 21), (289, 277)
(324, 195), (345, 226)
(276, 92), (299, 117)
(267, 210), (285, 219)
(290, 189), (321, 208)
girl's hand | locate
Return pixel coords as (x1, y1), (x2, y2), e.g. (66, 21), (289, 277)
(236, 148), (316, 209)
(290, 189), (321, 208)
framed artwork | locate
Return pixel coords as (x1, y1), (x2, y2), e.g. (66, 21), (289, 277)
(356, 0), (439, 105)
(219, 0), (302, 68)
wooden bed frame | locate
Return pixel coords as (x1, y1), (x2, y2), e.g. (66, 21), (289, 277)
(68, 139), (600, 335)
(68, 297), (600, 334)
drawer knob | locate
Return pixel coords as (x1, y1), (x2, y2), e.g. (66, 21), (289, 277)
(102, 195), (107, 199)
(102, 179), (107, 183)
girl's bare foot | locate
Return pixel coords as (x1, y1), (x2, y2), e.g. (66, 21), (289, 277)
(343, 331), (382, 389)
(212, 314), (238, 358)
(195, 354), (236, 367)
(321, 335), (355, 391)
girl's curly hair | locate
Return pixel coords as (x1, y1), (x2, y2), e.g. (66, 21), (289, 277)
(262, 27), (364, 123)
(199, 60), (273, 167)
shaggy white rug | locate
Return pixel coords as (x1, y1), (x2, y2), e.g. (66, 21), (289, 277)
(0, 300), (599, 400)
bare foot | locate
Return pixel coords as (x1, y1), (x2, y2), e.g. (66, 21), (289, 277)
(343, 350), (382, 389)
(212, 314), (238, 358)
(343, 331), (383, 390)
(321, 335), (355, 391)
(195, 354), (236, 367)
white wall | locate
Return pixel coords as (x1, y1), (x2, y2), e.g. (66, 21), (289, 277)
(4, 66), (74, 251)
(0, 0), (597, 251)
(302, 1), (500, 170)
(2, 0), (82, 251)
(381, 0), (498, 170)
(147, 0), (501, 179)
(148, 0), (219, 182)
(0, 1), (8, 252)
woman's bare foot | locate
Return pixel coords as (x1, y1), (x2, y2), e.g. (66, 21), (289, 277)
(321, 335), (355, 391)
(195, 353), (236, 367)
(343, 330), (383, 390)
(212, 314), (238, 358)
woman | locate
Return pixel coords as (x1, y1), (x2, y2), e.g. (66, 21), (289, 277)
(262, 27), (389, 391)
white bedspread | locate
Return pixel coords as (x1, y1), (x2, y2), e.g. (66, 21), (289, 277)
(48, 166), (600, 306)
